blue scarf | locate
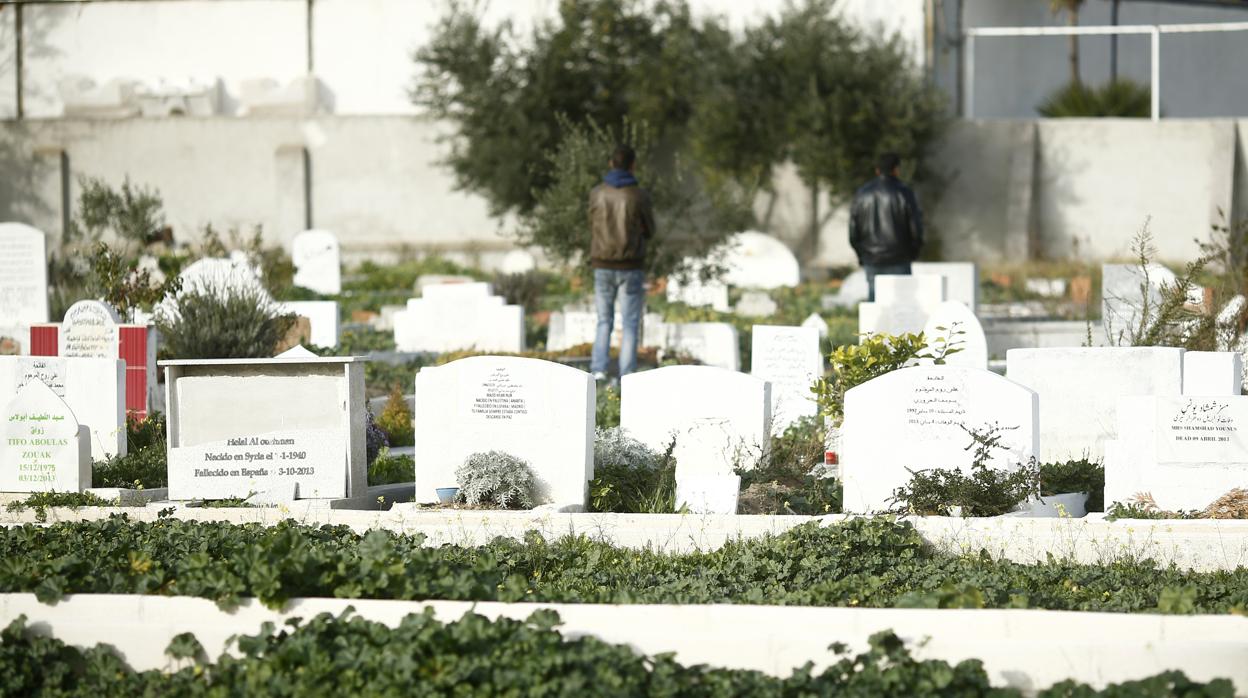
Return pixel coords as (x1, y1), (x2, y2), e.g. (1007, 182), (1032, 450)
(603, 169), (638, 188)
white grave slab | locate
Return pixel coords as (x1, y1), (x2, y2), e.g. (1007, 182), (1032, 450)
(621, 366), (771, 479)
(279, 301), (340, 349)
(1183, 351), (1243, 396)
(0, 356), (126, 460)
(59, 300), (121, 358)
(0, 223), (49, 332)
(0, 381), (90, 492)
(675, 474), (741, 515)
(751, 325), (822, 431)
(394, 282), (523, 353)
(801, 313), (829, 338)
(162, 356), (367, 501)
(1006, 347), (1184, 461)
(735, 291), (778, 318)
(412, 357), (594, 506)
(291, 229), (342, 295)
(721, 232), (800, 289)
(921, 301), (988, 368)
(858, 274), (946, 338)
(1105, 395), (1248, 511)
(1102, 264), (1180, 343)
(666, 266), (730, 312)
(663, 323), (740, 371)
(841, 366), (1039, 514)
(913, 262), (978, 312)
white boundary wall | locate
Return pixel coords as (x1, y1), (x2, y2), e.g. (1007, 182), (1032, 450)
(3, 509), (1247, 572)
(2, 594), (1244, 692)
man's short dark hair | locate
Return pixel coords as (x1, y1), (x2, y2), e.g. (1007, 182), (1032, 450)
(610, 145), (636, 170)
(877, 152), (901, 174)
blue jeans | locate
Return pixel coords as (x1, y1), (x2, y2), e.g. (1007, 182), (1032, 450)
(591, 268), (645, 377)
(863, 263), (912, 302)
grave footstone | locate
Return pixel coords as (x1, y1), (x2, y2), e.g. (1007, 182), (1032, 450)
(721, 232), (800, 289)
(621, 366), (771, 479)
(735, 291), (778, 318)
(1105, 395), (1248, 511)
(291, 229), (342, 295)
(0, 223), (50, 352)
(1006, 347), (1184, 461)
(0, 381), (90, 493)
(0, 356), (126, 460)
(921, 301), (988, 368)
(858, 274), (946, 338)
(663, 323), (740, 371)
(841, 365), (1039, 514)
(412, 357), (594, 506)
(751, 325), (822, 431)
(162, 355), (367, 502)
(913, 262), (978, 312)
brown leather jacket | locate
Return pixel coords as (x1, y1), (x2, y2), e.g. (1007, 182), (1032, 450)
(589, 183), (655, 270)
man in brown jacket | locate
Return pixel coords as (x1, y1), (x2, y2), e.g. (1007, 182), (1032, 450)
(588, 145), (655, 382)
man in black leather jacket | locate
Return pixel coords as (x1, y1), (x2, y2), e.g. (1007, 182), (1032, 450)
(848, 153), (924, 302)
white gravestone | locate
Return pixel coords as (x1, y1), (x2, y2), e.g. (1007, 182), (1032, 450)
(291, 229), (342, 295)
(824, 270), (869, 310)
(0, 356), (126, 460)
(841, 366), (1039, 514)
(1182, 351), (1243, 396)
(921, 301), (988, 369)
(59, 300), (121, 358)
(1, 381), (90, 492)
(663, 323), (740, 371)
(721, 232), (800, 289)
(394, 282), (524, 353)
(158, 256), (275, 322)
(621, 365), (771, 479)
(278, 301), (340, 349)
(913, 262), (978, 313)
(666, 266), (730, 312)
(412, 357), (594, 506)
(801, 313), (829, 338)
(162, 356), (367, 502)
(1102, 264), (1179, 343)
(735, 291), (778, 318)
(1105, 395), (1248, 511)
(547, 310), (664, 352)
(0, 223), (50, 348)
(1006, 347), (1184, 462)
(676, 474), (741, 515)
(751, 325), (822, 431)
(858, 274), (946, 338)
(500, 249), (537, 275)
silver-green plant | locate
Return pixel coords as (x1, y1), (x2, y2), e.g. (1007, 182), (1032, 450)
(593, 427), (662, 471)
(455, 451), (536, 509)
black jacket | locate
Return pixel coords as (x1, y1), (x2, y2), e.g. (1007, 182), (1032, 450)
(848, 175), (924, 266)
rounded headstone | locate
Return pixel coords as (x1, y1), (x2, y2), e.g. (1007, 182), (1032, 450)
(721, 231), (800, 290)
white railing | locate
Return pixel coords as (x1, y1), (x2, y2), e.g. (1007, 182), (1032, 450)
(964, 21), (1248, 122)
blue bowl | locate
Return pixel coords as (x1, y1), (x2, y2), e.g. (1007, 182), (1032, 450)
(435, 487), (459, 504)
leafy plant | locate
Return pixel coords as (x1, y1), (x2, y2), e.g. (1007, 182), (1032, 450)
(375, 388), (414, 447)
(814, 330), (961, 425)
(92, 412), (168, 489)
(369, 449), (414, 487)
(364, 406), (389, 464)
(589, 428), (678, 513)
(5, 492), (117, 522)
(1040, 457), (1104, 512)
(156, 281), (295, 359)
(456, 451), (537, 509)
(596, 384), (622, 429)
(1037, 79), (1151, 118)
(888, 425), (1041, 517)
(738, 416), (841, 515)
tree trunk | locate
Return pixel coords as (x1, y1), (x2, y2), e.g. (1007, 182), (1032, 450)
(807, 180), (820, 268)
(1067, 9), (1080, 85)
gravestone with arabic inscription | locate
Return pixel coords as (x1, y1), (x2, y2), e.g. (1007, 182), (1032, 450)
(751, 325), (822, 431)
(0, 356), (126, 461)
(412, 356), (594, 506)
(840, 365), (1038, 514)
(59, 300), (121, 358)
(1, 381), (91, 492)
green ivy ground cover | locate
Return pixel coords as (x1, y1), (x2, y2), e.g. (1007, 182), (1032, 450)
(1, 516), (1246, 614)
(1, 610), (1232, 697)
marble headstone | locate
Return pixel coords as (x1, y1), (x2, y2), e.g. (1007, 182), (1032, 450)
(0, 223), (49, 349)
(291, 229), (342, 295)
(675, 474), (741, 515)
(1102, 264), (1179, 343)
(841, 366), (1039, 514)
(1183, 351), (1244, 396)
(0, 381), (90, 492)
(921, 301), (988, 368)
(913, 262), (978, 313)
(751, 325), (822, 431)
(279, 301), (340, 349)
(663, 322), (740, 371)
(0, 356), (126, 461)
(412, 357), (594, 506)
(824, 270), (869, 310)
(59, 300), (121, 358)
(858, 274), (946, 338)
(394, 282), (523, 353)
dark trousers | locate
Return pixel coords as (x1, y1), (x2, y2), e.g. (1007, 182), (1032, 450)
(864, 263), (912, 302)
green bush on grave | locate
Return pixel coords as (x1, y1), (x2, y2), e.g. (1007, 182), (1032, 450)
(156, 283), (294, 360)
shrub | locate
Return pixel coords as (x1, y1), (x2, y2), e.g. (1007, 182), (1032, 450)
(93, 412), (168, 489)
(888, 425), (1040, 517)
(375, 387), (414, 447)
(814, 330), (960, 425)
(364, 407), (389, 464)
(456, 451), (536, 509)
(1040, 457), (1104, 512)
(738, 416), (841, 515)
(157, 282), (295, 359)
(589, 428), (677, 513)
(1037, 79), (1152, 118)
(596, 384), (621, 429)
(369, 449), (414, 487)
